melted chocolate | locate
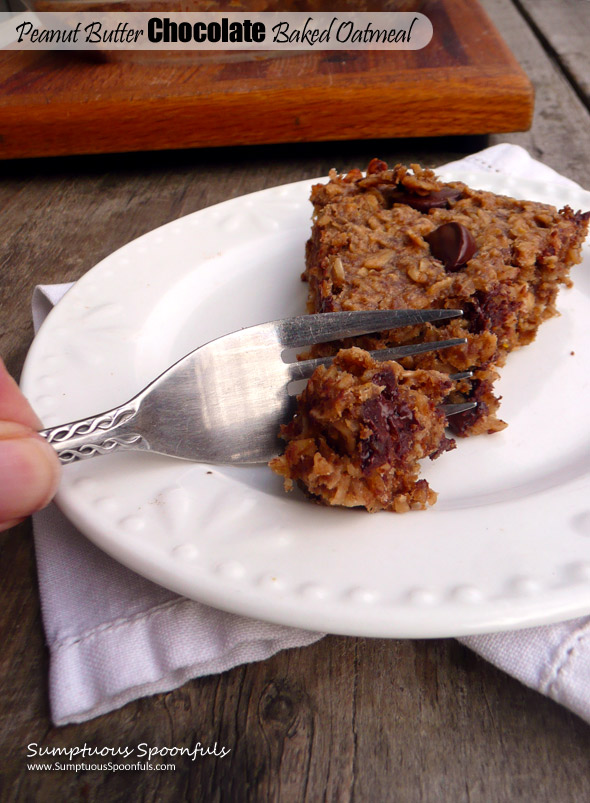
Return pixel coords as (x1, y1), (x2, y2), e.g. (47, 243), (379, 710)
(359, 369), (417, 474)
(464, 290), (519, 335)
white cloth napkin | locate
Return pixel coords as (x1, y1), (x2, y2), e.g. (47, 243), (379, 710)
(30, 144), (590, 726)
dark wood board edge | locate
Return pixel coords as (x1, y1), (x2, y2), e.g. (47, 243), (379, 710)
(0, 70), (533, 158)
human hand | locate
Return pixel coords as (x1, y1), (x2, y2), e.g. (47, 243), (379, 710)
(0, 359), (61, 532)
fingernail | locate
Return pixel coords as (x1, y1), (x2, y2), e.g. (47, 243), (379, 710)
(0, 423), (61, 521)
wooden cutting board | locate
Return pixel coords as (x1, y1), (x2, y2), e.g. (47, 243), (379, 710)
(0, 0), (533, 159)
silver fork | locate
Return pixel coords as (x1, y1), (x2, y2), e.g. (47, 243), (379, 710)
(39, 310), (475, 465)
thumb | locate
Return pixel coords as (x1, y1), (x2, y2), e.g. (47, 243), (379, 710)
(0, 421), (61, 532)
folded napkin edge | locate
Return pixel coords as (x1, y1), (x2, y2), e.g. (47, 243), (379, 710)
(49, 595), (190, 652)
(541, 620), (590, 697)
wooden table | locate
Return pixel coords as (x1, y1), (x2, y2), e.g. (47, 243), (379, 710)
(2, 1), (590, 800)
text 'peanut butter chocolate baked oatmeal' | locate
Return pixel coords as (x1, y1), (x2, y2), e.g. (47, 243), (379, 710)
(270, 159), (589, 512)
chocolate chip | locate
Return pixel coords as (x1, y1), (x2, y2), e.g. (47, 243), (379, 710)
(425, 222), (477, 271)
(387, 186), (462, 211)
(464, 289), (519, 337)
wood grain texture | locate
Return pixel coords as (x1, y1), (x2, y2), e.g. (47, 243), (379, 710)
(1, 0), (590, 800)
(516, 0), (590, 109)
(0, 0), (533, 158)
(480, 0), (590, 185)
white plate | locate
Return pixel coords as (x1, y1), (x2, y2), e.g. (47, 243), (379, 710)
(21, 169), (590, 638)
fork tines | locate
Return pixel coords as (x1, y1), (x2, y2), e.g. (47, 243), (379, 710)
(289, 338), (467, 382)
(277, 309), (463, 349)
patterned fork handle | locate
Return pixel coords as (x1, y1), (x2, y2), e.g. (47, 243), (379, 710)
(39, 403), (149, 464)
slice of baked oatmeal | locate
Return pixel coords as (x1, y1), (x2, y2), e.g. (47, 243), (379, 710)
(304, 159), (590, 435)
(269, 347), (455, 513)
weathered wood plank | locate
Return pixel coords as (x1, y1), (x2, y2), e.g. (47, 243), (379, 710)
(517, 0), (590, 109)
(483, 0), (590, 182)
